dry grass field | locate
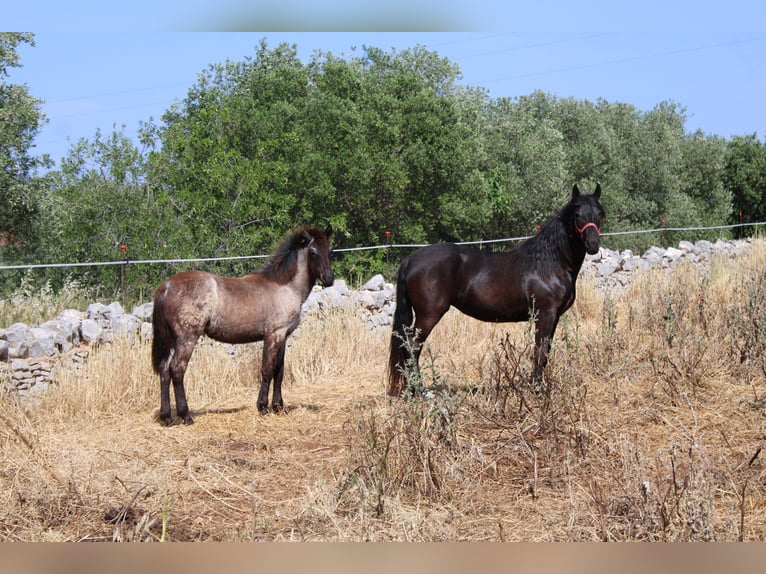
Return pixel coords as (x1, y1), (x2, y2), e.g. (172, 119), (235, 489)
(1, 243), (765, 541)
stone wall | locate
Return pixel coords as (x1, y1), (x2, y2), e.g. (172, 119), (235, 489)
(1, 238), (757, 400)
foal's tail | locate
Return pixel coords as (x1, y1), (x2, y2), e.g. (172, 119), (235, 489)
(388, 259), (414, 397)
(151, 284), (174, 374)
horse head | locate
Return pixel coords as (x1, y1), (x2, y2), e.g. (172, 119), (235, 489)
(570, 183), (605, 255)
(303, 225), (335, 287)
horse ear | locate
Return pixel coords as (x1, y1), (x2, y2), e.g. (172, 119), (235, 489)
(571, 184), (581, 200)
(593, 183), (602, 200)
(325, 224), (333, 238)
(300, 230), (313, 248)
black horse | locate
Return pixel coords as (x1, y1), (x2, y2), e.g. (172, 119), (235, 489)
(388, 183), (604, 396)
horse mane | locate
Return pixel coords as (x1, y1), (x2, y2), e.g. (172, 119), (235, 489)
(522, 193), (594, 270)
(259, 226), (326, 284)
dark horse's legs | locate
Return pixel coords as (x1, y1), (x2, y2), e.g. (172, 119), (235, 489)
(271, 342), (287, 412)
(394, 301), (450, 395)
(158, 340), (196, 425)
(410, 314), (445, 376)
(171, 365), (193, 425)
(258, 334), (288, 415)
(388, 260), (453, 396)
(532, 310), (560, 386)
(159, 369), (172, 425)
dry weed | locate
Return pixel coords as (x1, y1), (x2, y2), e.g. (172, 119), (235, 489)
(1, 243), (765, 540)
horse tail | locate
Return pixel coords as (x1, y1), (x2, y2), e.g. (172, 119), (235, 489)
(388, 258), (414, 397)
(151, 283), (175, 374)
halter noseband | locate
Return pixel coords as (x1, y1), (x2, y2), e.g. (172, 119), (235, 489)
(575, 221), (600, 241)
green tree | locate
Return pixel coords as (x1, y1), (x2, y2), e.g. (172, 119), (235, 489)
(553, 97), (716, 250)
(303, 45), (485, 246)
(723, 133), (766, 224)
(483, 93), (567, 237)
(152, 41), (491, 277)
(13, 37), (753, 297)
(154, 41), (306, 272)
(679, 131), (730, 230)
(0, 33), (49, 245)
(36, 128), (173, 298)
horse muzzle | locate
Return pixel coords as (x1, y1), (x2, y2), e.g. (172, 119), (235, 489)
(320, 272), (335, 287)
(576, 222), (601, 255)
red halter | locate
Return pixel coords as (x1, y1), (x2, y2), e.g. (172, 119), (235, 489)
(575, 221), (600, 240)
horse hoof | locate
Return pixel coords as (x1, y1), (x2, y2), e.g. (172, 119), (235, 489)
(272, 404), (285, 414)
(184, 416), (194, 425)
(258, 407), (269, 416)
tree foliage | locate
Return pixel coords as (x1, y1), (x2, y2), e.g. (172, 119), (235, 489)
(2, 39), (759, 299)
(0, 33), (49, 245)
(723, 133), (766, 224)
(32, 129), (175, 296)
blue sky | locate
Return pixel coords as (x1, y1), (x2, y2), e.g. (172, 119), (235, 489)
(5, 3), (766, 167)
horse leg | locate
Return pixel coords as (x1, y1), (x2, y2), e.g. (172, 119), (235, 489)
(405, 311), (446, 392)
(159, 363), (173, 426)
(532, 311), (560, 389)
(270, 341), (287, 413)
(258, 332), (286, 415)
(170, 340), (196, 425)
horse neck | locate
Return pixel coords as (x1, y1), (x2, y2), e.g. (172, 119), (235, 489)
(534, 216), (586, 275)
(288, 249), (316, 300)
(260, 247), (315, 299)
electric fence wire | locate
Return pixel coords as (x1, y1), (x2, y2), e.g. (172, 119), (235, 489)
(0, 221), (761, 272)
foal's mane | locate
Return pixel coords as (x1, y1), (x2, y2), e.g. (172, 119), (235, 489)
(259, 226), (325, 284)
